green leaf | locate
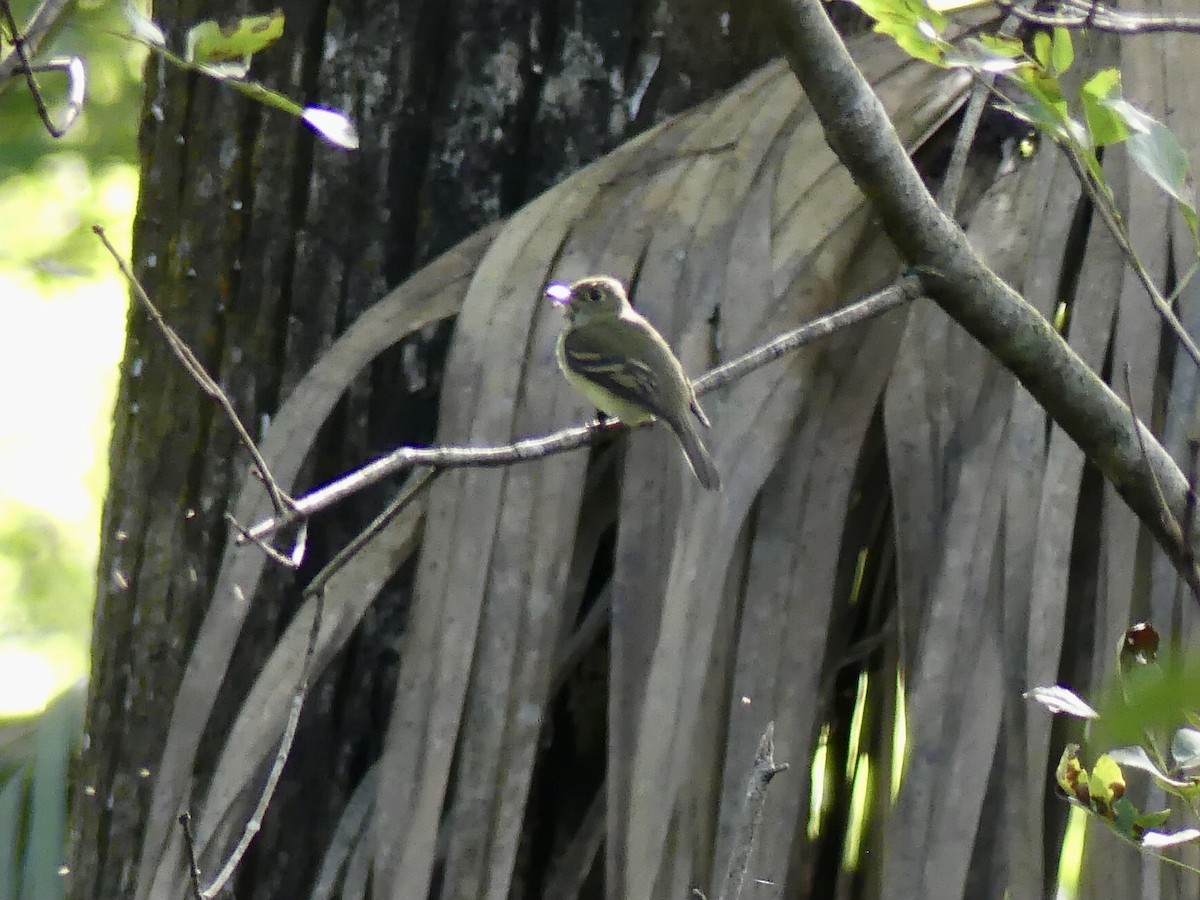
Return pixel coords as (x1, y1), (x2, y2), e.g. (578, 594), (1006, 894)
(1082, 68), (1122, 101)
(841, 0), (949, 65)
(1051, 27), (1073, 74)
(1135, 808), (1173, 831)
(1033, 31), (1052, 70)
(1113, 796), (1139, 837)
(186, 10), (285, 77)
(1094, 651), (1200, 751)
(1006, 66), (1080, 144)
(886, 24), (948, 67)
(121, 34), (359, 153)
(976, 33), (1025, 58)
(1104, 98), (1199, 236)
(944, 37), (1025, 74)
(1089, 753), (1126, 810)
(1080, 69), (1129, 147)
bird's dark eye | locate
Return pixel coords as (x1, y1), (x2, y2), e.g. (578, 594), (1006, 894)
(586, 287), (602, 303)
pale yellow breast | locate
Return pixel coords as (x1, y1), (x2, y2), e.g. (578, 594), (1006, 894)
(555, 335), (657, 425)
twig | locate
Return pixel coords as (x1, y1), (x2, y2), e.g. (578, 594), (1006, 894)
(198, 585), (326, 898)
(240, 276), (922, 543)
(178, 812), (203, 900)
(1058, 147), (1200, 370)
(0, 0), (82, 136)
(93, 225), (296, 523)
(1184, 439), (1200, 605)
(714, 722), (788, 900)
(997, 0), (1200, 35)
(196, 469), (431, 897)
(0, 0), (76, 85)
(1121, 365), (1200, 600)
(224, 511), (304, 569)
(937, 70), (990, 216)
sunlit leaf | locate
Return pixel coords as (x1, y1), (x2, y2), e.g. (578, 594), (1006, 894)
(1050, 27), (1073, 75)
(1089, 754), (1126, 810)
(943, 38), (1025, 74)
(1024, 684), (1099, 719)
(1080, 69), (1129, 147)
(1107, 745), (1194, 788)
(1032, 31), (1052, 71)
(842, 0), (949, 66)
(186, 10), (285, 77)
(1172, 727), (1200, 771)
(1056, 743), (1087, 800)
(123, 2), (165, 46)
(301, 108), (360, 150)
(976, 33), (1024, 58)
(1142, 828), (1200, 848)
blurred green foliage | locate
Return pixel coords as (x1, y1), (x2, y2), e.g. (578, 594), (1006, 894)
(0, 0), (141, 715)
(0, 0), (141, 891)
(1, 0), (144, 273)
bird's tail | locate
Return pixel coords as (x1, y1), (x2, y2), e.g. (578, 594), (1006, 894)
(671, 418), (722, 490)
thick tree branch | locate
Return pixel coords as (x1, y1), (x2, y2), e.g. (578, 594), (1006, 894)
(757, 0), (1200, 587)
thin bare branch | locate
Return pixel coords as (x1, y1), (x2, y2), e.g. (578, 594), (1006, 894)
(715, 722), (788, 900)
(93, 225), (296, 522)
(196, 467), (432, 896)
(0, 0), (76, 86)
(1058, 146), (1200, 369)
(1120, 366), (1200, 602)
(178, 813), (202, 900)
(0, 0), (82, 136)
(239, 276), (922, 544)
(938, 72), (991, 216)
(997, 0), (1200, 35)
(198, 585), (326, 898)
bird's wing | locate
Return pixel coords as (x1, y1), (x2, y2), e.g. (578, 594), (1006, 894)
(560, 319), (678, 420)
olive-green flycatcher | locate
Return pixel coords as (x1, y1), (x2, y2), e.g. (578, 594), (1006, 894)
(545, 275), (721, 490)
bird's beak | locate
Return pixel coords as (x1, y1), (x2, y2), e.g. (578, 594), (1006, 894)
(545, 283), (571, 307)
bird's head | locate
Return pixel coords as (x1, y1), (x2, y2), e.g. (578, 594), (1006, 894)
(545, 275), (631, 323)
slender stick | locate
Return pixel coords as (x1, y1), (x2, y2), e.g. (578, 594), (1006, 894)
(715, 723), (788, 900)
(240, 275), (922, 543)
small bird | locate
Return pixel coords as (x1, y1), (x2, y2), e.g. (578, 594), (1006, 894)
(545, 275), (721, 490)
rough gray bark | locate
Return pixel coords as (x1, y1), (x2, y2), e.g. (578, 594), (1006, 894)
(66, 2), (782, 898)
